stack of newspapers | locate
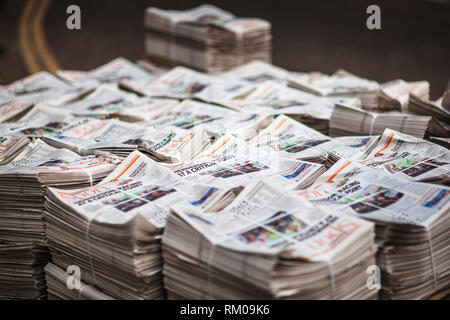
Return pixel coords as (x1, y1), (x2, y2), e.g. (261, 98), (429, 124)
(43, 150), (237, 299)
(0, 56), (449, 300)
(0, 140), (64, 299)
(300, 152), (449, 299)
(378, 79), (429, 111)
(288, 69), (380, 110)
(44, 263), (115, 300)
(43, 152), (181, 299)
(329, 102), (449, 138)
(144, 5), (272, 73)
(409, 96), (449, 124)
(0, 242), (49, 299)
(0, 138), (120, 299)
(163, 178), (377, 299)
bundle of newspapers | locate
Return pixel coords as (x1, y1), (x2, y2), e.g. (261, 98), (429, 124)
(288, 69), (381, 110)
(43, 150), (239, 299)
(144, 5), (272, 73)
(44, 263), (114, 300)
(298, 156), (449, 299)
(164, 178), (377, 299)
(43, 152), (178, 299)
(0, 55), (449, 300)
(0, 138), (120, 299)
(329, 80), (449, 138)
(329, 102), (449, 138)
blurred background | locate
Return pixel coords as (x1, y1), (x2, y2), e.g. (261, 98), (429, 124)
(0, 0), (449, 98)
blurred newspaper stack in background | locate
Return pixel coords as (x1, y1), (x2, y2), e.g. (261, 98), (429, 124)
(144, 5), (272, 73)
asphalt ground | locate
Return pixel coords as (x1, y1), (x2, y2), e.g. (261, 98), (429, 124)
(0, 0), (449, 98)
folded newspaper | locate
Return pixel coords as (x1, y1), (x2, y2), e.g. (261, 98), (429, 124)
(288, 69), (380, 110)
(327, 128), (450, 184)
(241, 80), (361, 134)
(378, 79), (429, 111)
(250, 115), (343, 163)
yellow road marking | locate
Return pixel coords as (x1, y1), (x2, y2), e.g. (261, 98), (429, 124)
(18, 0), (41, 74)
(33, 0), (61, 72)
(18, 0), (61, 75)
